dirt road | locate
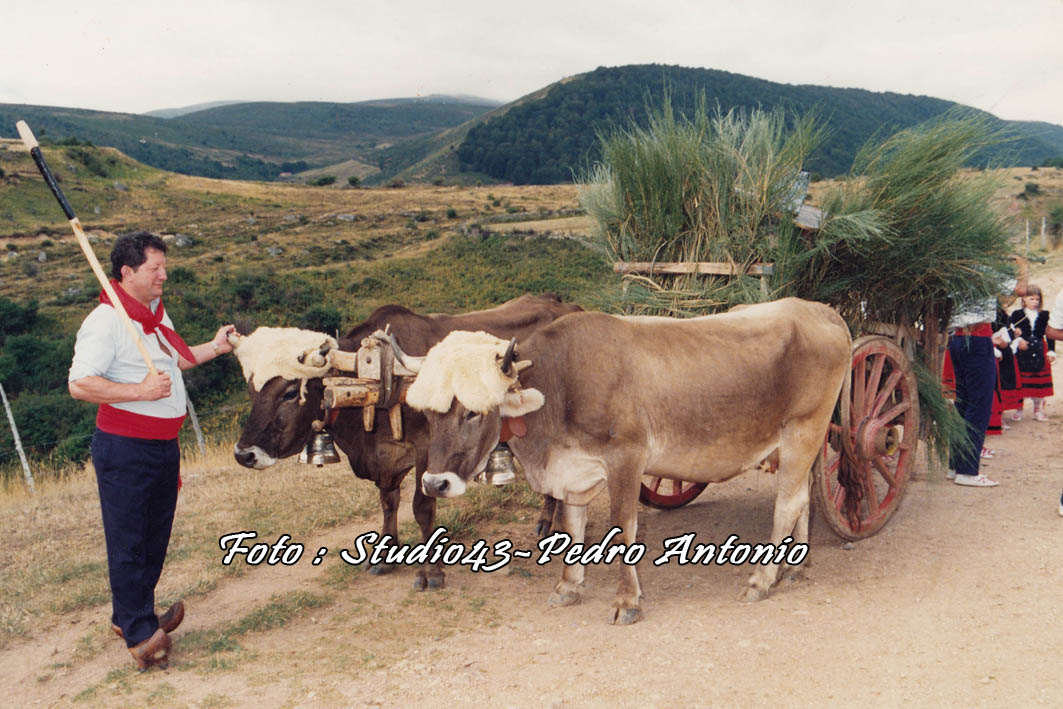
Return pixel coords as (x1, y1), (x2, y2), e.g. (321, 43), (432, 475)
(4, 393), (1062, 708)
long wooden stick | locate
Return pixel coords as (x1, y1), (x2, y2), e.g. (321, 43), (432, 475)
(15, 121), (156, 374)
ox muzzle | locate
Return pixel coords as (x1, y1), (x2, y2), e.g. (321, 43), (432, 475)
(421, 472), (467, 498)
(233, 444), (278, 470)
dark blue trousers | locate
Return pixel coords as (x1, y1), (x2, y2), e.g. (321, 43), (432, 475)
(948, 335), (996, 476)
(91, 430), (180, 647)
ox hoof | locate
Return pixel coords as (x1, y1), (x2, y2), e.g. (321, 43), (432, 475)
(535, 520), (552, 538)
(548, 589), (582, 607)
(738, 586), (770, 603)
(781, 565), (809, 585)
(369, 562), (397, 576)
(610, 606), (642, 625)
(413, 574), (445, 591)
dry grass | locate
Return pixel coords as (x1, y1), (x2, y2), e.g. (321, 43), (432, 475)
(0, 437), (379, 650)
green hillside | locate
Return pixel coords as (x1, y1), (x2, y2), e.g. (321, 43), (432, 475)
(454, 65), (1063, 183)
(0, 97), (499, 182)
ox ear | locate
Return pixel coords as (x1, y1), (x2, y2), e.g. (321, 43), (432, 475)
(500, 388), (544, 417)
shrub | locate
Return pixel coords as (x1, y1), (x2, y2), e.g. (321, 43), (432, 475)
(446, 207), (458, 219)
(386, 178), (406, 189)
(347, 175), (360, 187)
(1024, 182), (1041, 195)
(0, 392), (97, 468)
(1049, 204), (1063, 248)
(312, 175), (337, 187)
(168, 266), (197, 284)
(298, 305), (342, 336)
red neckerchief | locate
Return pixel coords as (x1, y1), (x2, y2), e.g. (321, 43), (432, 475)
(100, 279), (195, 363)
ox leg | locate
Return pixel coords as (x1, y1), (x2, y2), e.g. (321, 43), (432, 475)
(607, 474), (642, 625)
(536, 495), (558, 538)
(742, 430), (817, 602)
(412, 465), (444, 591)
(369, 485), (401, 576)
(548, 503), (587, 607)
(779, 501), (811, 584)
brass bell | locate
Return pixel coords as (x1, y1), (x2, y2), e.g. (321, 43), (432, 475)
(479, 443), (517, 485)
(300, 431), (341, 467)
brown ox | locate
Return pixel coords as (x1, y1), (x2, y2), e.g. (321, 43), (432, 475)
(405, 298), (851, 622)
(232, 294), (580, 589)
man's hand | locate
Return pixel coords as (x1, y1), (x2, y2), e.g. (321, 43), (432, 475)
(1014, 337), (1029, 351)
(139, 371), (172, 401)
(212, 325), (236, 355)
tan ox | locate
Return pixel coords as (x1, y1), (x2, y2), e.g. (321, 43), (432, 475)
(405, 298), (851, 623)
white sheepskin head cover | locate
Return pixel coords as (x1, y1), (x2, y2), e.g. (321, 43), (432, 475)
(231, 326), (338, 392)
(407, 331), (522, 414)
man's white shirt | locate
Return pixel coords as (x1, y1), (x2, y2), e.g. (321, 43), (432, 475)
(69, 301), (188, 418)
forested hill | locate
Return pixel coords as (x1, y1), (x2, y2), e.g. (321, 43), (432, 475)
(455, 65), (1063, 183)
(0, 96), (498, 181)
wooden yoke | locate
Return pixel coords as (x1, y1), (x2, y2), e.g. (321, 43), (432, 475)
(322, 330), (417, 440)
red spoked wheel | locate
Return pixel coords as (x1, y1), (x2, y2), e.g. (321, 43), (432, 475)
(813, 335), (919, 540)
(639, 475), (708, 510)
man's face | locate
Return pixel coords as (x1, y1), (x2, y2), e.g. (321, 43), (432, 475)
(121, 248), (167, 305)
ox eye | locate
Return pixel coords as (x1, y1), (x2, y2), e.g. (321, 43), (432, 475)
(282, 389), (299, 401)
(464, 410), (481, 422)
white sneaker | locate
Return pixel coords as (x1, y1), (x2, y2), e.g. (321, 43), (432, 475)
(946, 469), (957, 480)
(954, 473), (999, 487)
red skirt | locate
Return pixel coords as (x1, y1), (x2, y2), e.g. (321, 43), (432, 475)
(1017, 338), (1054, 400)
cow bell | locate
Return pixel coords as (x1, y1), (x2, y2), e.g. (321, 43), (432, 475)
(478, 443), (517, 485)
(300, 431), (341, 467)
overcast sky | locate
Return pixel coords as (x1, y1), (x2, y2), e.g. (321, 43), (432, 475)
(2, 0), (1062, 125)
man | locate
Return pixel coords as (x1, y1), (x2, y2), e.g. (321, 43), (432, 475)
(946, 259), (1027, 488)
(68, 232), (235, 671)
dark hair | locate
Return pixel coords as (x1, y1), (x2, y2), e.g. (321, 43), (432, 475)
(110, 231), (167, 280)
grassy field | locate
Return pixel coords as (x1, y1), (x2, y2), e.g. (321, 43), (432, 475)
(3, 143), (1063, 705)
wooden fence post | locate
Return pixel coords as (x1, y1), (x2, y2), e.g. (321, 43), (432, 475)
(0, 382), (35, 492)
(186, 398), (206, 456)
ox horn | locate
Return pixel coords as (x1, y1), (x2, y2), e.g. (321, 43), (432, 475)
(386, 331), (425, 374)
(500, 338), (517, 376)
(227, 331), (243, 349)
(297, 340), (331, 367)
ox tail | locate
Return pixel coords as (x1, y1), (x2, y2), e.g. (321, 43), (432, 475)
(836, 357), (863, 533)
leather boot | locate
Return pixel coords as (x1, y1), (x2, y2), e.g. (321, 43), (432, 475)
(128, 628), (171, 671)
(112, 600), (185, 639)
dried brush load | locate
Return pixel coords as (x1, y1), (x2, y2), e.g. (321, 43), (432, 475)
(580, 102), (1015, 462)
